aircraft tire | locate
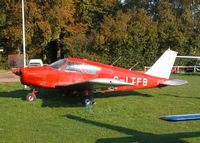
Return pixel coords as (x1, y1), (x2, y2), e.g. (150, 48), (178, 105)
(26, 93), (36, 102)
(82, 97), (92, 105)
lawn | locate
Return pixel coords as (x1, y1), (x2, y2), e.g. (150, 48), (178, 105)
(0, 73), (200, 143)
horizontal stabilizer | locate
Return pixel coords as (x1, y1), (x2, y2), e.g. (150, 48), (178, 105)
(160, 113), (200, 121)
(160, 79), (188, 86)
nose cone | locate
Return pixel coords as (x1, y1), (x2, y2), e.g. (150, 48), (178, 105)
(12, 68), (21, 76)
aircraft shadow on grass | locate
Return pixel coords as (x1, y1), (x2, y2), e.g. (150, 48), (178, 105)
(0, 88), (152, 108)
(67, 114), (200, 143)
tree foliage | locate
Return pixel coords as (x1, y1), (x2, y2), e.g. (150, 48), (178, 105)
(0, 0), (199, 68)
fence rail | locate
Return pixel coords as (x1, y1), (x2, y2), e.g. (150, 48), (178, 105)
(144, 66), (200, 73)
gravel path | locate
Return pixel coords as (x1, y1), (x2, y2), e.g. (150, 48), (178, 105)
(0, 70), (20, 83)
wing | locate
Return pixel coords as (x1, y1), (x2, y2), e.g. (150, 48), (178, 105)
(177, 56), (200, 59)
(160, 113), (200, 121)
(56, 78), (134, 92)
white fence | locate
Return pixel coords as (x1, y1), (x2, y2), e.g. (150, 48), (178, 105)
(144, 66), (200, 73)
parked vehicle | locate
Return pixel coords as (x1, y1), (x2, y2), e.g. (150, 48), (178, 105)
(195, 63), (200, 72)
(184, 63), (200, 72)
(171, 67), (177, 73)
(28, 59), (43, 67)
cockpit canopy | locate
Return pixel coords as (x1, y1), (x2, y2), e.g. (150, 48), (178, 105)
(49, 59), (66, 70)
(65, 62), (100, 74)
(49, 58), (100, 74)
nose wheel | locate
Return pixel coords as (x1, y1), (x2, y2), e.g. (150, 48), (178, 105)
(26, 90), (38, 102)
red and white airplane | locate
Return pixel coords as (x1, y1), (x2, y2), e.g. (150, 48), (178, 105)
(13, 49), (187, 105)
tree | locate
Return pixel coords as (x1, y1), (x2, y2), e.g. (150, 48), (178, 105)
(92, 8), (158, 68)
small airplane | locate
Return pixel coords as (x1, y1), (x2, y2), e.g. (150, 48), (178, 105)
(12, 49), (187, 105)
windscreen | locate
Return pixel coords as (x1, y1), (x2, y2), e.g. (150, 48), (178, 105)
(49, 59), (66, 70)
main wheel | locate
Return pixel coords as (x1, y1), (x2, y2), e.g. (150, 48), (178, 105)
(84, 98), (92, 105)
(26, 93), (36, 102)
(82, 97), (91, 105)
(82, 96), (95, 106)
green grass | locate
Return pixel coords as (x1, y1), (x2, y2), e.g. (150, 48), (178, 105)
(0, 73), (200, 143)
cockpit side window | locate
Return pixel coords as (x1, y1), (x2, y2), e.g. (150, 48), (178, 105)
(65, 62), (100, 74)
(65, 62), (82, 72)
(49, 59), (66, 70)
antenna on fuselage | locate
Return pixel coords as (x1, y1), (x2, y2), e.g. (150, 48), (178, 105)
(129, 62), (139, 70)
(111, 56), (121, 66)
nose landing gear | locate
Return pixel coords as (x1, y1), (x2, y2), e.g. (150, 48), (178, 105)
(26, 90), (38, 102)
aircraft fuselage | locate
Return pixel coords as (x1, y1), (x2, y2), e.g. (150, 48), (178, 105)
(17, 58), (166, 92)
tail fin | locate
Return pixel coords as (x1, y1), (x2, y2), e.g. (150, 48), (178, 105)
(146, 49), (178, 79)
